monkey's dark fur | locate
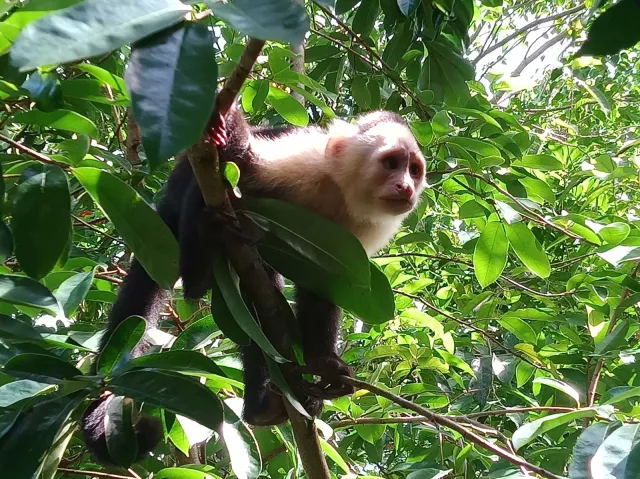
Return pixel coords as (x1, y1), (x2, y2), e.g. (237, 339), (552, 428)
(81, 107), (351, 464)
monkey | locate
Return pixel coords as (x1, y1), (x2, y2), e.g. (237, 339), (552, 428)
(81, 104), (427, 464)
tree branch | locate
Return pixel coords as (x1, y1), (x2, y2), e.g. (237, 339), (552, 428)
(0, 132), (68, 167)
(339, 376), (564, 479)
(185, 38), (330, 479)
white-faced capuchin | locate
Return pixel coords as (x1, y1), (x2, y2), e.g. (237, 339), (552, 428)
(81, 104), (427, 465)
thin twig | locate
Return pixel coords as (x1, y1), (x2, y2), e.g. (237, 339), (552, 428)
(0, 133), (68, 167)
(340, 376), (564, 479)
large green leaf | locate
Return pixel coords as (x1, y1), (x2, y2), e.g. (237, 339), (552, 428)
(126, 350), (228, 379)
(54, 270), (93, 316)
(444, 137), (501, 158)
(242, 198), (370, 287)
(10, 0), (191, 71)
(0, 314), (41, 341)
(12, 110), (98, 137)
(96, 316), (146, 376)
(212, 254), (286, 362)
(0, 391), (87, 479)
(221, 403), (262, 479)
(126, 22), (217, 169)
(473, 221), (508, 288)
(12, 164), (70, 279)
(109, 369), (223, 431)
(0, 274), (61, 315)
(504, 222), (550, 279)
(569, 422), (621, 479)
(591, 424), (640, 478)
(4, 353), (83, 383)
(207, 0), (308, 44)
(73, 167), (179, 289)
(0, 379), (54, 407)
(267, 86), (309, 126)
(512, 409), (597, 450)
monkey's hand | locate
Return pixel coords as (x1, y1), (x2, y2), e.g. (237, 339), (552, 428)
(208, 107), (228, 147)
(297, 354), (355, 399)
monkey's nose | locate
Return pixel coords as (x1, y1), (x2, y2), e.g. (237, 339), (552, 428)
(395, 183), (413, 198)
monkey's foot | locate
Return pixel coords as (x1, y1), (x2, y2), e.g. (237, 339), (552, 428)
(202, 205), (257, 246)
(242, 387), (288, 427)
(296, 355), (355, 399)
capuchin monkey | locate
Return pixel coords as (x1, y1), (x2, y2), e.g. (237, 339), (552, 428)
(81, 104), (427, 464)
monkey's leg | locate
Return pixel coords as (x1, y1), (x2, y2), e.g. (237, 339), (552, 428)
(294, 287), (355, 400)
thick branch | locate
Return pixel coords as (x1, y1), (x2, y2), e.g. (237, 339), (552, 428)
(185, 38), (329, 479)
(340, 376), (564, 479)
(0, 133), (67, 167)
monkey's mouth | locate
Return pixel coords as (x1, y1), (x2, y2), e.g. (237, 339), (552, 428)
(380, 196), (414, 212)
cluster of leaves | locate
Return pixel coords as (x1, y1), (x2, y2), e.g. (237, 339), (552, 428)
(1, 0), (640, 478)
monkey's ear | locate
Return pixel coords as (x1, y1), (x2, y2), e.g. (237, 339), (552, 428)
(326, 135), (348, 158)
(326, 120), (358, 159)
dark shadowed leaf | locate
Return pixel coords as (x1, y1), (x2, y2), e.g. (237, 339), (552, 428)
(73, 167), (179, 289)
(207, 0), (308, 44)
(0, 391), (86, 479)
(352, 0), (379, 35)
(109, 369), (223, 430)
(4, 352), (82, 383)
(12, 110), (98, 137)
(105, 396), (138, 467)
(21, 71), (63, 111)
(0, 314), (41, 340)
(0, 274), (61, 315)
(0, 221), (14, 261)
(126, 350), (227, 378)
(12, 164), (70, 280)
(10, 0), (191, 71)
(96, 315), (146, 376)
(474, 222), (508, 288)
(579, 0), (640, 56)
(39, 418), (76, 479)
(126, 22), (217, 169)
(0, 379), (54, 407)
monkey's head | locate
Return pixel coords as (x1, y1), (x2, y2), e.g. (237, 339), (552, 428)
(326, 111), (427, 221)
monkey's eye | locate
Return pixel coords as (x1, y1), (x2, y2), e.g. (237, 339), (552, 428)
(383, 156), (399, 170)
(410, 163), (421, 177)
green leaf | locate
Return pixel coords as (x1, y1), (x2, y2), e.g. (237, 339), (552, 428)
(0, 221), (14, 261)
(73, 167), (179, 289)
(320, 438), (349, 473)
(460, 200), (490, 219)
(406, 470), (451, 479)
(21, 71), (63, 112)
(514, 154), (563, 171)
(126, 22), (217, 169)
(12, 110), (98, 137)
(172, 315), (219, 350)
(212, 254), (287, 363)
(74, 63), (128, 95)
(156, 468), (220, 479)
(97, 316), (146, 376)
(12, 164), (70, 279)
(579, 0), (640, 56)
(498, 316), (537, 344)
(397, 0), (420, 16)
(221, 403), (262, 479)
(351, 76), (371, 109)
(336, 0), (360, 14)
(444, 137), (501, 158)
(127, 350), (227, 379)
(569, 422), (620, 479)
(516, 361), (535, 388)
(473, 222), (508, 288)
(436, 350), (474, 376)
(208, 0), (309, 44)
(242, 198), (370, 286)
(512, 409), (597, 450)
(54, 270), (93, 316)
(105, 396), (138, 467)
(110, 369), (223, 430)
(0, 315), (41, 341)
(4, 353), (82, 383)
(0, 274), (61, 315)
(0, 391), (86, 479)
(0, 379), (54, 407)
(591, 424), (640, 478)
(595, 319), (630, 355)
(533, 378), (580, 406)
(352, 0), (379, 35)
(505, 222), (550, 279)
(38, 418), (76, 479)
(409, 121), (433, 147)
(223, 162), (241, 189)
(600, 222), (631, 245)
(267, 86), (309, 126)
(10, 0), (191, 71)
(210, 269), (251, 346)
